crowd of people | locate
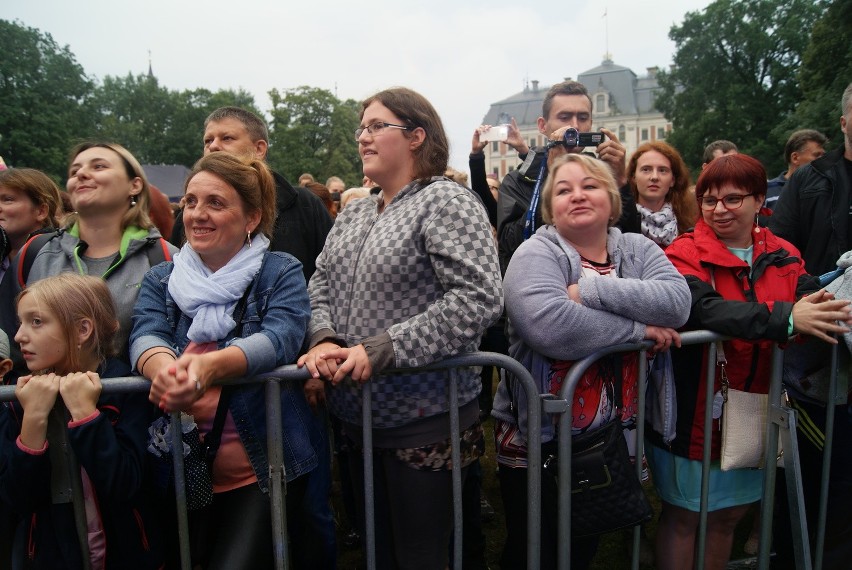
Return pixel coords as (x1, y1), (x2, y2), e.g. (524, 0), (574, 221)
(0, 79), (850, 570)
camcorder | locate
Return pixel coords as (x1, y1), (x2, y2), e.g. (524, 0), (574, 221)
(545, 128), (606, 150)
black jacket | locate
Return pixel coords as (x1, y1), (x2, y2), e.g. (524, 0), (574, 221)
(468, 152), (498, 227)
(769, 148), (852, 275)
(496, 148), (640, 274)
(171, 171), (333, 284)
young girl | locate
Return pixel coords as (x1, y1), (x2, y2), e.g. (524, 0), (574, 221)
(0, 273), (162, 569)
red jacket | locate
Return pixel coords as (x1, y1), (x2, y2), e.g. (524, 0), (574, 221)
(660, 220), (818, 460)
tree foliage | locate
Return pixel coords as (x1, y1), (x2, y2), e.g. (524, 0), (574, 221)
(92, 74), (262, 167)
(267, 86), (361, 186)
(0, 20), (95, 179)
(782, 0), (852, 149)
(657, 0), (827, 173)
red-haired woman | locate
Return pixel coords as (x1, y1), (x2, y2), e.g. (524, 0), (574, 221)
(650, 153), (852, 569)
(627, 141), (696, 248)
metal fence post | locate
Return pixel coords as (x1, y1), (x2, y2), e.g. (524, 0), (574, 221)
(265, 378), (289, 570)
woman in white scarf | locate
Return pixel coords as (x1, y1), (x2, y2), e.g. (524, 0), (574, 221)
(627, 141), (697, 248)
(130, 153), (317, 569)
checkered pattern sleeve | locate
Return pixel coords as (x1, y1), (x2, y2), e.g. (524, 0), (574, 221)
(306, 231), (339, 345)
(385, 191), (503, 368)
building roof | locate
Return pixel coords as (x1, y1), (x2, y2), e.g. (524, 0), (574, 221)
(481, 58), (661, 126)
(141, 164), (191, 201)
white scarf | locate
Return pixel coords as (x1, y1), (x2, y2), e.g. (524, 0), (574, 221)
(637, 202), (679, 247)
(168, 234), (269, 343)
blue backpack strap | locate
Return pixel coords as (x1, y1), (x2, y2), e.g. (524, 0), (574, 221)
(819, 267), (844, 287)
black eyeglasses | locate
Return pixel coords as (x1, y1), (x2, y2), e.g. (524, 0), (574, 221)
(699, 193), (755, 211)
(354, 122), (412, 141)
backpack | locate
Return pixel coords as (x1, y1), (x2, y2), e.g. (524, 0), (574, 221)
(16, 230), (172, 288)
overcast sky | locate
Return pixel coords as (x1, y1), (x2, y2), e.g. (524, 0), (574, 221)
(8, 0), (713, 179)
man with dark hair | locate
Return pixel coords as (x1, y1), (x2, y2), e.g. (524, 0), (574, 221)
(700, 139), (738, 169)
(769, 82), (852, 570)
(765, 129), (828, 210)
(496, 80), (640, 273)
(771, 84), (852, 275)
(171, 106), (333, 282)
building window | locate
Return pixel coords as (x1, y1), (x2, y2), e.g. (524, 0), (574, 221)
(492, 141), (499, 153)
(657, 127), (665, 140)
(618, 125), (626, 142)
(641, 128), (649, 141)
(595, 93), (606, 113)
(492, 167), (499, 176)
(529, 137), (536, 149)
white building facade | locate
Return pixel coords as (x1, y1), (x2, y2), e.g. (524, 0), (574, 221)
(482, 59), (671, 178)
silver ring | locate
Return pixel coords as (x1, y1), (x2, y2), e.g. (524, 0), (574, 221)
(194, 379), (202, 392)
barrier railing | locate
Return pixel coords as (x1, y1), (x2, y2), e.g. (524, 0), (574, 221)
(551, 330), (841, 570)
(0, 336), (840, 570)
(0, 351), (542, 570)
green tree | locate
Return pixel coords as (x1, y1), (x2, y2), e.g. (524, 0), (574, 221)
(0, 20), (95, 178)
(92, 75), (262, 167)
(656, 0), (827, 173)
(91, 73), (177, 164)
(781, 0), (852, 149)
(266, 86), (361, 185)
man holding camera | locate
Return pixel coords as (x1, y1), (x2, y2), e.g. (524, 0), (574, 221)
(496, 80), (639, 273)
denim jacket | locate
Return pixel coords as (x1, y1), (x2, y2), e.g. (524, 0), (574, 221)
(129, 251), (319, 488)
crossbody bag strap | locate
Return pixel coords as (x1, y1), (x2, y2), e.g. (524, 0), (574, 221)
(203, 280), (254, 464)
(709, 266), (732, 400)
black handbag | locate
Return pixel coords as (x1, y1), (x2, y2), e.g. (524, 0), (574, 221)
(543, 355), (653, 537)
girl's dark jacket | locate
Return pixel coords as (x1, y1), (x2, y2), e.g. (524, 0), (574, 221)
(0, 359), (163, 569)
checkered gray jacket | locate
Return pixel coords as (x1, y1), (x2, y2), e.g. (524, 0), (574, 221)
(308, 177), (504, 428)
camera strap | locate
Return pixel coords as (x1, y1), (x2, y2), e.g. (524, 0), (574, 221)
(523, 153), (549, 240)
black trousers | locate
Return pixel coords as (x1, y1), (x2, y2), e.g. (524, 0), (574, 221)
(772, 399), (852, 570)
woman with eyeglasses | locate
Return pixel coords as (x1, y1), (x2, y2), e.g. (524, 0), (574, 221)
(648, 153), (852, 570)
(297, 87), (503, 569)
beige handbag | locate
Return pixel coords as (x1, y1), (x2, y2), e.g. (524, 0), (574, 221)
(716, 340), (776, 471)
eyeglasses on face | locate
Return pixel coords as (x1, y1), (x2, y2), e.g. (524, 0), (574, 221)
(699, 193), (755, 211)
(354, 122), (412, 141)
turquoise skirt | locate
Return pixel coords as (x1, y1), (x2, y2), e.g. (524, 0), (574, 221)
(646, 444), (763, 512)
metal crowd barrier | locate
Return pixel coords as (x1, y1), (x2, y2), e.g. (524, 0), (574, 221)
(0, 336), (841, 570)
(552, 330), (842, 570)
(0, 351), (542, 570)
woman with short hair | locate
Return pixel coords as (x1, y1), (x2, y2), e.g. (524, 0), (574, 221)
(653, 153), (852, 570)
